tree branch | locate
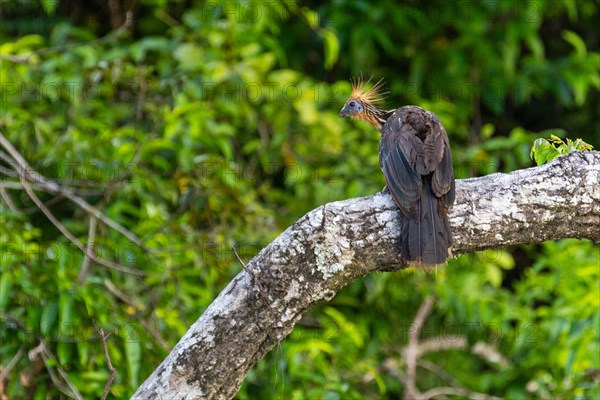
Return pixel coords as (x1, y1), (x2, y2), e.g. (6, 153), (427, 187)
(133, 151), (599, 399)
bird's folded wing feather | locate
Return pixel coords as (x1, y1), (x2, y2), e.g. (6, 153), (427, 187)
(379, 107), (455, 217)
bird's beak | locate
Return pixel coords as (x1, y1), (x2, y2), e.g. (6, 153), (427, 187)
(339, 106), (350, 118)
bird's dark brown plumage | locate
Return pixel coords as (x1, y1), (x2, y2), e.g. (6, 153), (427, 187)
(379, 106), (455, 266)
(339, 78), (455, 266)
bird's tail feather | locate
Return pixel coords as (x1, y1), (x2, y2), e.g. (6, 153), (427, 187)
(401, 176), (452, 267)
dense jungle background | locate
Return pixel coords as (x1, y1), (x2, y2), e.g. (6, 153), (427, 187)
(0, 0), (599, 398)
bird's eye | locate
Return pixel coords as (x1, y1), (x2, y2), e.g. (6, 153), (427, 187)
(349, 101), (356, 107)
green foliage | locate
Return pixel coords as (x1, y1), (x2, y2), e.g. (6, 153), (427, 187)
(530, 134), (594, 165)
(0, 0), (598, 398)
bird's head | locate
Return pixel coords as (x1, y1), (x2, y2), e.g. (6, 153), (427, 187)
(339, 76), (386, 119)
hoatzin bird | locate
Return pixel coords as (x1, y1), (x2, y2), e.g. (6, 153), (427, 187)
(339, 77), (455, 267)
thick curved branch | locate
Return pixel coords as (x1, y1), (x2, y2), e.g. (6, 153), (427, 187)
(132, 151), (600, 400)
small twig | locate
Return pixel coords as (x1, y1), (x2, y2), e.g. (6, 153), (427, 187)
(420, 386), (503, 400)
(418, 359), (465, 389)
(29, 339), (84, 400)
(0, 184), (20, 213)
(1, 180), (106, 197)
(0, 312), (25, 329)
(0, 163), (18, 177)
(232, 245), (263, 291)
(140, 318), (171, 352)
(232, 245), (251, 274)
(136, 77), (147, 121)
(0, 150), (21, 181)
(104, 278), (144, 311)
(98, 327), (116, 400)
(18, 194), (66, 215)
(472, 341), (510, 367)
(380, 357), (407, 383)
(78, 215), (98, 283)
(0, 54), (30, 64)
(103, 279), (170, 351)
(417, 335), (468, 356)
(0, 344), (25, 383)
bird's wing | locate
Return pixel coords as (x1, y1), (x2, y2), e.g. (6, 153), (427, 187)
(379, 106), (455, 217)
(432, 133), (455, 207)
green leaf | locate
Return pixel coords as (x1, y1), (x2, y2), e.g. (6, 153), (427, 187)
(562, 30), (587, 58)
(320, 28), (340, 70)
(485, 264), (502, 287)
(530, 138), (550, 165)
(58, 293), (75, 364)
(41, 300), (59, 339)
(124, 333), (142, 388)
(0, 272), (12, 312)
(59, 293), (74, 328)
(174, 43), (204, 71)
(302, 8), (319, 29)
(130, 37), (171, 62)
(77, 341), (90, 367)
(41, 0), (59, 15)
(14, 34), (45, 50)
(57, 342), (72, 366)
(573, 139), (593, 151)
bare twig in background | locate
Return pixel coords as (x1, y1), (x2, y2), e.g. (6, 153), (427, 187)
(0, 151), (18, 176)
(28, 340), (84, 400)
(0, 184), (19, 213)
(103, 279), (171, 351)
(404, 296), (435, 400)
(0, 53), (32, 64)
(79, 215), (99, 283)
(19, 194), (66, 215)
(0, 161), (108, 195)
(0, 314), (92, 399)
(380, 358), (406, 383)
(402, 339), (510, 397)
(379, 305), (485, 399)
(0, 344), (25, 385)
(1, 180), (106, 197)
(139, 319), (171, 352)
(417, 335), (468, 356)
(418, 359), (465, 389)
(421, 386), (502, 400)
(472, 342), (510, 368)
(98, 328), (116, 400)
(104, 278), (144, 310)
(400, 301), (506, 400)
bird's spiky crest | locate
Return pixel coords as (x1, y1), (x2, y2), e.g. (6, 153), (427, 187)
(350, 76), (387, 107)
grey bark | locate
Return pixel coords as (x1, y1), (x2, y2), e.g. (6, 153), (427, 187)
(132, 151), (600, 400)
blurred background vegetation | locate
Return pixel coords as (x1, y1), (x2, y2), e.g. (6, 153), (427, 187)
(0, 0), (598, 398)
